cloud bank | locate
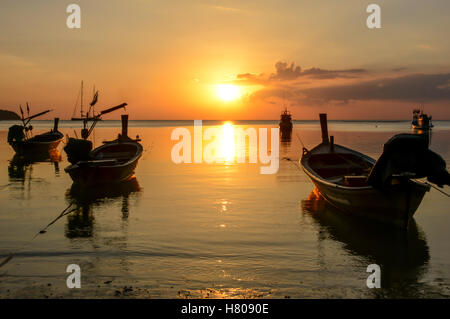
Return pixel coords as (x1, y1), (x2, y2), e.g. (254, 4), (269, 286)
(235, 61), (450, 106)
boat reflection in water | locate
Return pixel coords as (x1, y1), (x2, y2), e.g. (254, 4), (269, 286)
(280, 133), (292, 150)
(8, 149), (62, 181)
(302, 189), (431, 297)
(280, 130), (292, 146)
(412, 127), (433, 146)
(64, 177), (141, 238)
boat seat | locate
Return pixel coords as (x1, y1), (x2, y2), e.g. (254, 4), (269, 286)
(327, 176), (345, 184)
(344, 175), (368, 187)
(96, 152), (133, 160)
(77, 159), (118, 166)
(313, 166), (366, 179)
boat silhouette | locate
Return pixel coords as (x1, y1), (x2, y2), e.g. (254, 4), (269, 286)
(279, 108), (293, 141)
(65, 114), (143, 186)
(412, 109), (433, 130)
(301, 114), (449, 229)
(8, 104), (63, 156)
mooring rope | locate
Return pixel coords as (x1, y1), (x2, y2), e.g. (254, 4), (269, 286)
(142, 142), (154, 160)
(424, 182), (450, 197)
(283, 157), (302, 171)
(0, 202), (77, 270)
(295, 132), (306, 150)
(32, 202), (77, 239)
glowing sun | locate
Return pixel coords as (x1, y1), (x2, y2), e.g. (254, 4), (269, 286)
(216, 84), (241, 102)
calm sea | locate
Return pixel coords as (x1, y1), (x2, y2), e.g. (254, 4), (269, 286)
(0, 120), (449, 298)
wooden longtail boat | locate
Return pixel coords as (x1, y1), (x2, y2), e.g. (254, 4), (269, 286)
(301, 114), (436, 229)
(65, 115), (143, 186)
(9, 129), (64, 155)
(64, 103), (127, 164)
(8, 105), (63, 155)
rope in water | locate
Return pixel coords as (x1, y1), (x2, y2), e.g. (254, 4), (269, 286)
(0, 202), (77, 270)
(32, 202), (77, 239)
(425, 182), (450, 197)
(295, 132), (306, 149)
(283, 157), (302, 171)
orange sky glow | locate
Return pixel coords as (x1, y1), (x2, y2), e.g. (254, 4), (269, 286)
(0, 0), (449, 120)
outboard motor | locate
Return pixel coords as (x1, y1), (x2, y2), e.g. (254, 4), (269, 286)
(64, 138), (93, 164)
(368, 133), (450, 188)
(7, 125), (25, 143)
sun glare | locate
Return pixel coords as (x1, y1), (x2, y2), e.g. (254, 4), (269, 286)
(216, 84), (241, 102)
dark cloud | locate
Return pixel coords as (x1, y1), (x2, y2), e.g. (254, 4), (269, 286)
(301, 67), (367, 79)
(391, 67), (409, 72)
(252, 73), (450, 105)
(270, 61), (302, 80)
(270, 62), (367, 80)
(235, 61), (368, 85)
(234, 72), (267, 85)
(301, 73), (450, 103)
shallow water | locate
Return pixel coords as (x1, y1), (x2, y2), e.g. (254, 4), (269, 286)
(0, 120), (449, 298)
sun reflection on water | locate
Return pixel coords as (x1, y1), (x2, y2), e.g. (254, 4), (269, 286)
(177, 287), (271, 299)
(216, 199), (231, 213)
(220, 122), (235, 163)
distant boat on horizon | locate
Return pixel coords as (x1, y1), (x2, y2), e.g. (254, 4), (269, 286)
(279, 108), (293, 141)
(70, 81), (101, 121)
(412, 108), (433, 130)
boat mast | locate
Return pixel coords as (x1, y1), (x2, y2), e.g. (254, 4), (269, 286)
(319, 113), (329, 144)
(85, 103), (127, 139)
(80, 81), (83, 118)
(81, 81), (88, 131)
(92, 84), (95, 118)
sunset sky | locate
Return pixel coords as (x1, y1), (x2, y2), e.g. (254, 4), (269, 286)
(0, 0), (449, 120)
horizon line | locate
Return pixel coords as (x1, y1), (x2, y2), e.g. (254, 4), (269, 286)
(3, 118), (450, 122)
